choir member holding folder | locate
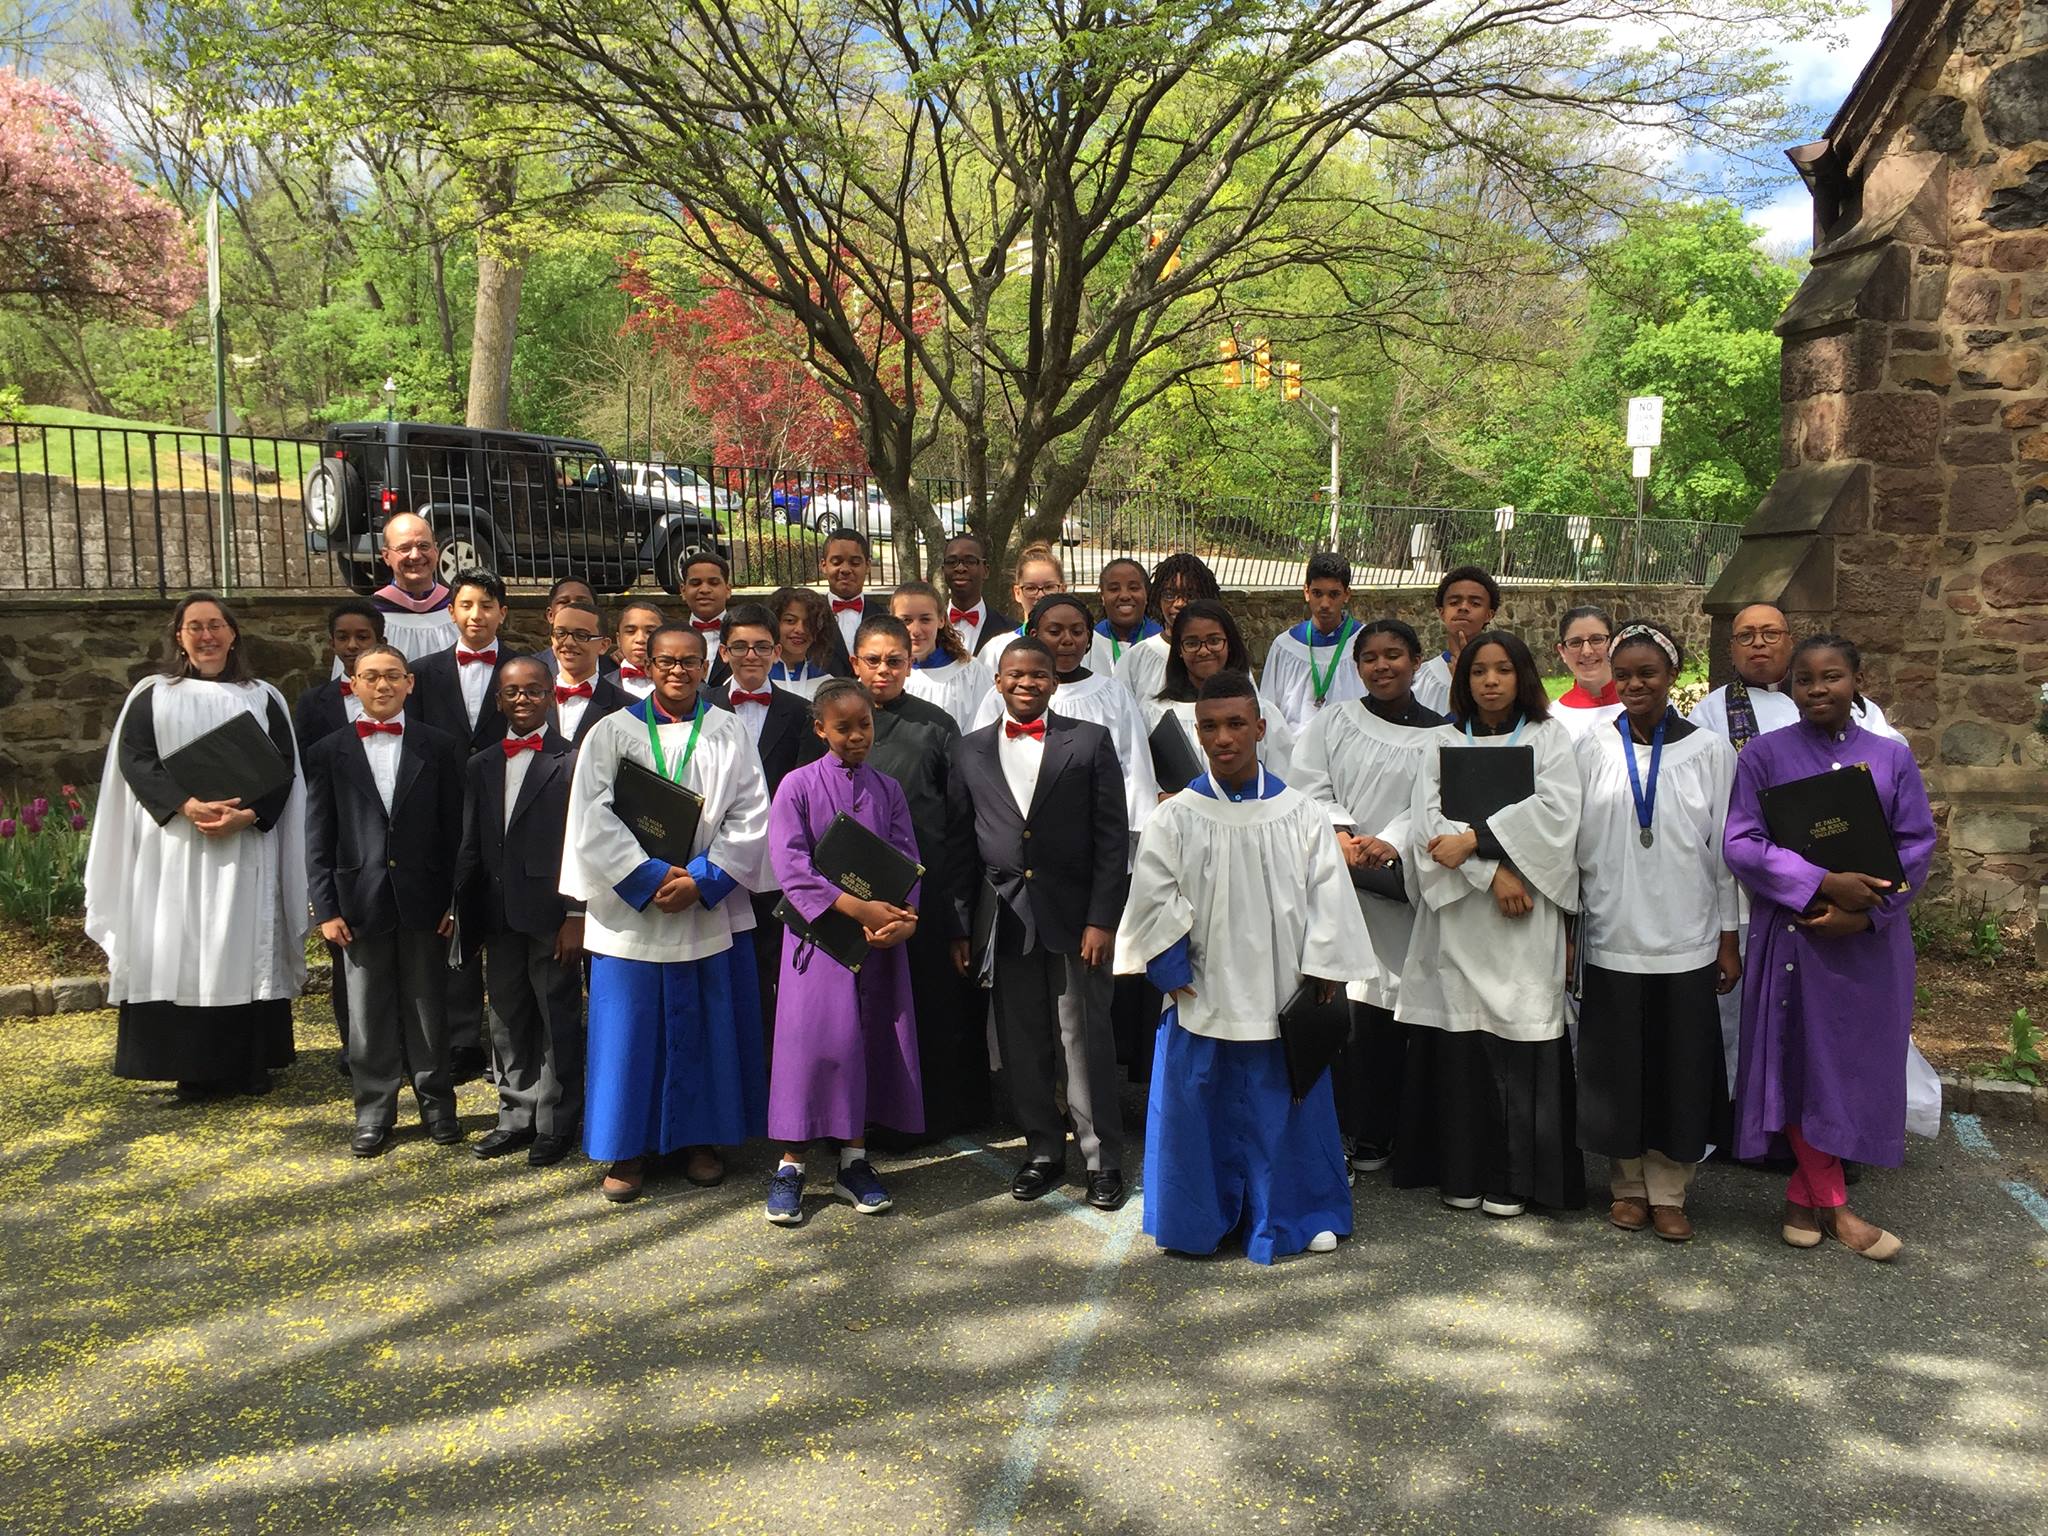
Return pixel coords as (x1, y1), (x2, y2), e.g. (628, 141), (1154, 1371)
(562, 623), (773, 1203)
(1115, 671), (1374, 1263)
(1139, 600), (1296, 788)
(86, 594), (307, 1101)
(1571, 623), (1738, 1243)
(1288, 618), (1444, 1173)
(763, 679), (925, 1226)
(1723, 634), (1934, 1262)
(1393, 629), (1585, 1218)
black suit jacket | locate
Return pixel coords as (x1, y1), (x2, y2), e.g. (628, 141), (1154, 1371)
(946, 714), (1129, 955)
(294, 677), (352, 746)
(454, 729), (579, 941)
(552, 673), (631, 748)
(706, 681), (824, 797)
(966, 600), (1020, 655)
(411, 645), (511, 751)
(306, 719), (467, 935)
(820, 594), (894, 677)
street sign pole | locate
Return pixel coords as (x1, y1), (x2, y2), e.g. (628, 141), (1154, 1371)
(208, 192), (234, 594)
(1625, 396), (1664, 584)
(1326, 406), (1341, 550)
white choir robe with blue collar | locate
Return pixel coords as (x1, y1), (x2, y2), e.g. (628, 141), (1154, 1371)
(1259, 619), (1370, 733)
(1113, 768), (1374, 1263)
(1136, 690), (1297, 788)
(563, 696), (773, 1160)
(906, 651), (994, 733)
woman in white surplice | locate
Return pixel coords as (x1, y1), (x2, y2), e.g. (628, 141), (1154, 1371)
(1391, 630), (1586, 1218)
(1136, 600), (1297, 784)
(85, 594), (308, 1098)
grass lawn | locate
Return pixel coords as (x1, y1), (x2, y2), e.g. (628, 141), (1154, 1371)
(0, 405), (320, 493)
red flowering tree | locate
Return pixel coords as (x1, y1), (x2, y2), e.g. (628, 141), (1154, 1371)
(623, 259), (871, 471)
(0, 69), (202, 321)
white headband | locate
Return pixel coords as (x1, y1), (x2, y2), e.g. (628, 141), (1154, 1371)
(1613, 623), (1679, 669)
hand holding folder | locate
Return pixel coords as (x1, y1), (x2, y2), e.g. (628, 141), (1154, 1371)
(1277, 979), (1349, 1101)
(775, 813), (924, 972)
(163, 710), (292, 810)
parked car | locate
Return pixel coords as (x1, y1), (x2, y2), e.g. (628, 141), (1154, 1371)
(302, 421), (730, 596)
(929, 495), (1084, 546)
(806, 483), (981, 543)
(612, 460), (741, 516)
(770, 476), (820, 524)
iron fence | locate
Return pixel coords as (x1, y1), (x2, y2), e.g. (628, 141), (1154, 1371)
(0, 420), (1740, 597)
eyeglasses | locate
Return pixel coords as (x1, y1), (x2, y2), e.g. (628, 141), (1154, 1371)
(385, 540), (436, 556)
(648, 655), (705, 673)
(500, 685), (551, 701)
(858, 653), (910, 669)
(941, 554), (985, 568)
(1017, 581), (1061, 598)
(1179, 635), (1229, 654)
(1560, 635), (1610, 652)
(550, 629), (600, 645)
(355, 669), (408, 686)
(180, 620), (231, 636)
(1733, 627), (1790, 647)
(725, 641), (777, 657)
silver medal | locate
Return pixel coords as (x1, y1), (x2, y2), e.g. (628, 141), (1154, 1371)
(1639, 827), (1654, 848)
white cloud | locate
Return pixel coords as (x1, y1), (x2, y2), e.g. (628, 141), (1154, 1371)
(1751, 187), (1818, 254)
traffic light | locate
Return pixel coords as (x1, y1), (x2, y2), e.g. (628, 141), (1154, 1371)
(1282, 359), (1302, 401)
(1146, 228), (1182, 279)
(1218, 337), (1241, 389)
(1253, 337), (1271, 390)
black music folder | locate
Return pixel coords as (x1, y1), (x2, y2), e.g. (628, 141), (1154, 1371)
(1759, 764), (1906, 890)
(1278, 980), (1351, 1101)
(968, 877), (1001, 987)
(1149, 712), (1205, 794)
(1349, 856), (1408, 902)
(610, 756), (705, 867)
(162, 709), (293, 808)
(1439, 744), (1535, 827)
(775, 812), (922, 972)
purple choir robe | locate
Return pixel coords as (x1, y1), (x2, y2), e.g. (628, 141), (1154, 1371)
(1724, 719), (1936, 1168)
(766, 756), (925, 1142)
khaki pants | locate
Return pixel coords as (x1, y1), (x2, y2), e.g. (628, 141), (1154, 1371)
(1611, 1150), (1696, 1209)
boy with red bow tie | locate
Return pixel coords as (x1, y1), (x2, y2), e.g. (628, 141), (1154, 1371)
(819, 529), (889, 673)
(547, 598), (629, 746)
(680, 553), (737, 686)
(453, 656), (587, 1167)
(613, 600), (664, 699)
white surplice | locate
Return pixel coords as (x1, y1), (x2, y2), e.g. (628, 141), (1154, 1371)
(1290, 701), (1438, 1012)
(1413, 651), (1455, 717)
(562, 703), (771, 963)
(1396, 716), (1581, 1041)
(1259, 624), (1370, 733)
(1112, 632), (1171, 709)
(906, 654), (994, 733)
(1136, 691), (1297, 786)
(84, 677), (309, 1007)
(1552, 699), (1624, 741)
(1113, 782), (1375, 1040)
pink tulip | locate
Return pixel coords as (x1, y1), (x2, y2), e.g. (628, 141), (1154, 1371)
(30, 797), (48, 815)
(60, 783), (76, 795)
(70, 814), (86, 831)
(0, 819), (14, 839)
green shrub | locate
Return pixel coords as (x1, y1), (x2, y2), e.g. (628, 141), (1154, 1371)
(0, 785), (91, 935)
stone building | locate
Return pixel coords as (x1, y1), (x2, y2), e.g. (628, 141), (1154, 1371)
(1709, 0), (2048, 915)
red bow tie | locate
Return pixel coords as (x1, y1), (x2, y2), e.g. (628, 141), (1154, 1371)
(730, 689), (773, 707)
(832, 598), (865, 614)
(337, 679), (353, 697)
(691, 618), (723, 632)
(949, 607), (979, 627)
(555, 681), (592, 702)
(1004, 717), (1047, 741)
(502, 733), (544, 757)
(356, 719), (402, 738)
(456, 648), (496, 667)
(619, 664), (647, 681)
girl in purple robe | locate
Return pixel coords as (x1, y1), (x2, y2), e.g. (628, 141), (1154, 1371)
(1723, 635), (1935, 1263)
(763, 679), (924, 1227)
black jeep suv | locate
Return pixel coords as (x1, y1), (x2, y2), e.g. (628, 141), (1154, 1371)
(302, 421), (730, 594)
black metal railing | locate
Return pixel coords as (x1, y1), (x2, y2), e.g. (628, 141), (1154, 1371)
(0, 421), (1741, 596)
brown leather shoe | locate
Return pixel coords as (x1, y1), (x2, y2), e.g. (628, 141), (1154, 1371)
(1649, 1204), (1694, 1242)
(601, 1158), (645, 1203)
(684, 1147), (725, 1187)
(1608, 1197), (1651, 1232)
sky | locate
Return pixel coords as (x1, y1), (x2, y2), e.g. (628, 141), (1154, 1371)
(1743, 0), (1896, 251)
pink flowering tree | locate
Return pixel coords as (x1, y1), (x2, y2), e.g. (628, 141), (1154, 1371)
(0, 69), (202, 320)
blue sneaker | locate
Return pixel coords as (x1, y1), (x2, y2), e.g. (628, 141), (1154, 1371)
(765, 1164), (806, 1225)
(834, 1159), (891, 1213)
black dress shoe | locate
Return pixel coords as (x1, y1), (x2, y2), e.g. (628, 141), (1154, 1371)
(427, 1119), (466, 1146)
(448, 1047), (489, 1083)
(474, 1127), (535, 1160)
(528, 1133), (575, 1167)
(351, 1125), (391, 1157)
(1011, 1159), (1066, 1201)
(1086, 1169), (1128, 1211)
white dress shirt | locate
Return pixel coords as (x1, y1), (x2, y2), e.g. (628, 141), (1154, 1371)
(456, 642), (499, 728)
(554, 673), (596, 742)
(617, 667), (654, 700)
(833, 599), (865, 652)
(730, 690), (771, 744)
(362, 711), (405, 815)
(997, 712), (1047, 816)
(503, 739), (538, 829)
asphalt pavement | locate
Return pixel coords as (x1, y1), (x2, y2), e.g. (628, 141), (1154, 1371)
(3, 1006), (2045, 1535)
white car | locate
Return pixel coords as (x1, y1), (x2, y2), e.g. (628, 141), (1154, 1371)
(929, 496), (1085, 546)
(807, 483), (975, 542)
(613, 460), (740, 514)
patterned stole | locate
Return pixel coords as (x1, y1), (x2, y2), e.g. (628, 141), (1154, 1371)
(1725, 680), (1761, 752)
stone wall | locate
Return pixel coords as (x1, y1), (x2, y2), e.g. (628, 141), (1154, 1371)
(0, 583), (1710, 790)
(1709, 0), (2048, 913)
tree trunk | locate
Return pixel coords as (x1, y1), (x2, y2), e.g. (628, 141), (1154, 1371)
(464, 161), (525, 430)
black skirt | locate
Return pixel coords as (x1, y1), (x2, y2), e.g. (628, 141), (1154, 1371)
(113, 998), (296, 1083)
(1390, 1027), (1586, 1210)
(1575, 961), (1730, 1163)
(1335, 1001), (1410, 1148)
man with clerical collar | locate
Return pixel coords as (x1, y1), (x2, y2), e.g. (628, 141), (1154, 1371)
(369, 512), (459, 662)
(1690, 601), (1903, 751)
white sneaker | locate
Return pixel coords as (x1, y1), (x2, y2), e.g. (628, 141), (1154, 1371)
(1481, 1195), (1526, 1218)
(1441, 1193), (1482, 1211)
(1307, 1230), (1338, 1253)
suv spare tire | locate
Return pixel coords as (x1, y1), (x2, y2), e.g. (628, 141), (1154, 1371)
(303, 457), (359, 535)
